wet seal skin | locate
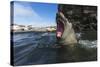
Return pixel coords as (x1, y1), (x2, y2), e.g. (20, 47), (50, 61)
(56, 12), (77, 47)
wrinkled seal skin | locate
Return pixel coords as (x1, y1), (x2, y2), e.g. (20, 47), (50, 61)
(56, 12), (77, 47)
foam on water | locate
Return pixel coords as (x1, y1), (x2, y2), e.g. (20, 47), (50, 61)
(79, 40), (97, 48)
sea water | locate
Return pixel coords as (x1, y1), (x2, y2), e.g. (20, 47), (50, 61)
(12, 31), (97, 66)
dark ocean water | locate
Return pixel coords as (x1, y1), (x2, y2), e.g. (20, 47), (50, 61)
(12, 31), (97, 66)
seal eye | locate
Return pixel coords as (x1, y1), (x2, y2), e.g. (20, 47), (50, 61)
(56, 21), (64, 38)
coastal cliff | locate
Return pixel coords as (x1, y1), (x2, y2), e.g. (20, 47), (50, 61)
(57, 4), (97, 32)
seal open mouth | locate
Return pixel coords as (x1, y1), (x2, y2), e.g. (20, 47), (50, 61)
(56, 21), (64, 38)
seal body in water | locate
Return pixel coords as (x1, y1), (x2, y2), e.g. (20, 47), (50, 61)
(56, 12), (77, 47)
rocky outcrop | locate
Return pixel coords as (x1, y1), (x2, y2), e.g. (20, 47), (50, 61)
(57, 4), (97, 32)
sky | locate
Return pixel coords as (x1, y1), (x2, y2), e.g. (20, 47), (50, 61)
(12, 1), (58, 27)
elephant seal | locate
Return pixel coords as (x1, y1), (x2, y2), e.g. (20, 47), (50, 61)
(56, 12), (77, 47)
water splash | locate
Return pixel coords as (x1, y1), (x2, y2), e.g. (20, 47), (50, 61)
(79, 40), (97, 48)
